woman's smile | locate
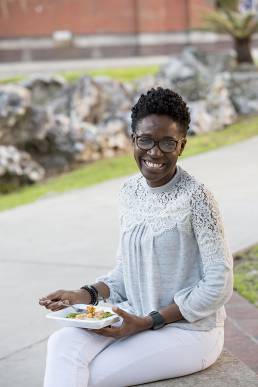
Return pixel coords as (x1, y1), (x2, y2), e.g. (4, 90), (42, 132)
(142, 159), (166, 170)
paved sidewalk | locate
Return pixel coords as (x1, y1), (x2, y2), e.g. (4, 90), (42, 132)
(1, 136), (258, 386)
(1, 49), (258, 79)
(0, 55), (169, 79)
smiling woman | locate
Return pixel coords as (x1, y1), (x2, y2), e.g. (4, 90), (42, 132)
(132, 115), (187, 187)
(40, 87), (233, 387)
(131, 89), (189, 188)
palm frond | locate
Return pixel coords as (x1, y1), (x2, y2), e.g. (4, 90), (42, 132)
(217, 0), (239, 10)
(207, 0), (239, 11)
(204, 9), (258, 38)
(243, 13), (258, 35)
(204, 11), (237, 35)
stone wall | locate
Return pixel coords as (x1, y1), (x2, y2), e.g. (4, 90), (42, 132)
(1, 48), (258, 192)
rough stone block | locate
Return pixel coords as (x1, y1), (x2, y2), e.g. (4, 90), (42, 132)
(135, 350), (258, 386)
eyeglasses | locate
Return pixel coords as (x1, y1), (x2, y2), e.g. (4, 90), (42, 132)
(133, 135), (185, 153)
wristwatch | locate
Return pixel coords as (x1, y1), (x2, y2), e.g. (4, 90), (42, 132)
(148, 311), (166, 330)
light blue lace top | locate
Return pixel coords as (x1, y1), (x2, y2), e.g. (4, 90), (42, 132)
(96, 165), (233, 331)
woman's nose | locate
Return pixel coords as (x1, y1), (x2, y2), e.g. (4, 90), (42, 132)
(147, 144), (163, 157)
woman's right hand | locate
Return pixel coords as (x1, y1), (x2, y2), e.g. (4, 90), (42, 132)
(39, 289), (91, 311)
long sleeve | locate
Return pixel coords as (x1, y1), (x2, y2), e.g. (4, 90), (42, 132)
(95, 238), (127, 305)
(174, 184), (233, 323)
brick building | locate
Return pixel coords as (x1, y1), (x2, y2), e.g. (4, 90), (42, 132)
(0, 0), (241, 62)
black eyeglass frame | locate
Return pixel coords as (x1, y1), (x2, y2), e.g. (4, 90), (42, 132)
(132, 134), (185, 153)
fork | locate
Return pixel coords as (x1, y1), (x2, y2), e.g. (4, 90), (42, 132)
(60, 302), (86, 313)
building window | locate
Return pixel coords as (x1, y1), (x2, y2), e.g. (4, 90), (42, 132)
(239, 0), (258, 12)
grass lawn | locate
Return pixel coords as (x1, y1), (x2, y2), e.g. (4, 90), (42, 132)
(234, 244), (258, 307)
(0, 65), (160, 84)
(60, 65), (160, 83)
(0, 114), (258, 212)
(0, 75), (25, 84)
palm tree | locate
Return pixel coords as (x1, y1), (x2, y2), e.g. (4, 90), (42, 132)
(204, 0), (258, 64)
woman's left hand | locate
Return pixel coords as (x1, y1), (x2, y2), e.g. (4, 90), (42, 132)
(89, 307), (152, 338)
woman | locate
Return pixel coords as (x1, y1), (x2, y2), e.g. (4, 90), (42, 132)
(39, 87), (233, 387)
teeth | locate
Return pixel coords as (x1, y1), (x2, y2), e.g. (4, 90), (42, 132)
(145, 161), (164, 168)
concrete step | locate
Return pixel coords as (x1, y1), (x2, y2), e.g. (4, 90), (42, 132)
(135, 350), (258, 386)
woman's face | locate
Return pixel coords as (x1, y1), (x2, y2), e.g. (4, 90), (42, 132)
(132, 114), (187, 187)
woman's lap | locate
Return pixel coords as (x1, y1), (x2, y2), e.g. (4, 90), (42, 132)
(88, 326), (224, 387)
(44, 325), (224, 387)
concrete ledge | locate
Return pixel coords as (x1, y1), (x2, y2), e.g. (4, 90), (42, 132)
(135, 350), (258, 386)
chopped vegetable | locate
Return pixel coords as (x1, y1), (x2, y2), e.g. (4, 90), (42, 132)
(66, 313), (78, 319)
(65, 305), (114, 320)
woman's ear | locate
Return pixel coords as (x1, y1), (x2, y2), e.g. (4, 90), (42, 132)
(179, 138), (187, 156)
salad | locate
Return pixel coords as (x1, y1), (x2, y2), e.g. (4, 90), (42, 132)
(66, 305), (114, 320)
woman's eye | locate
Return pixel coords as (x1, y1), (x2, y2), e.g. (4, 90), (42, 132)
(139, 138), (152, 144)
(162, 140), (174, 146)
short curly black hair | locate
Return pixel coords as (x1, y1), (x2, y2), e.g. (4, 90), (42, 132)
(131, 87), (190, 135)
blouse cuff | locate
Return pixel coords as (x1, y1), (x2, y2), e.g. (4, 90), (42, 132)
(94, 275), (125, 305)
(174, 286), (197, 323)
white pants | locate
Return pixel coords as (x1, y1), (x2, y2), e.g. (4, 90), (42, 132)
(44, 324), (224, 387)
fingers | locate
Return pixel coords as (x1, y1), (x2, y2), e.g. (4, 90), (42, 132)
(39, 299), (55, 310)
(39, 298), (50, 306)
(112, 307), (131, 319)
(39, 289), (66, 310)
(90, 329), (110, 337)
(90, 326), (121, 338)
(39, 296), (69, 311)
(44, 289), (65, 301)
(44, 301), (67, 311)
(39, 298), (52, 308)
(48, 301), (66, 311)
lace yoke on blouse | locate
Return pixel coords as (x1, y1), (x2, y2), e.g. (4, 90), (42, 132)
(119, 165), (232, 270)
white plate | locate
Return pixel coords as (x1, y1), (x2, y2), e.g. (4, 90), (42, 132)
(46, 304), (121, 329)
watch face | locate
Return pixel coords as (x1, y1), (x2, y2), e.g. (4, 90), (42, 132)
(149, 311), (166, 330)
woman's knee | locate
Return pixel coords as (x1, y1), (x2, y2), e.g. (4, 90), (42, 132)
(47, 327), (82, 356)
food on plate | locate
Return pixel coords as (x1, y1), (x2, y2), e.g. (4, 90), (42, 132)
(66, 305), (114, 320)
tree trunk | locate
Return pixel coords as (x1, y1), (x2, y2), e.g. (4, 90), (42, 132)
(234, 36), (254, 64)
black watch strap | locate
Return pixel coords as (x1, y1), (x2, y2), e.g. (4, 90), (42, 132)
(148, 311), (166, 330)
